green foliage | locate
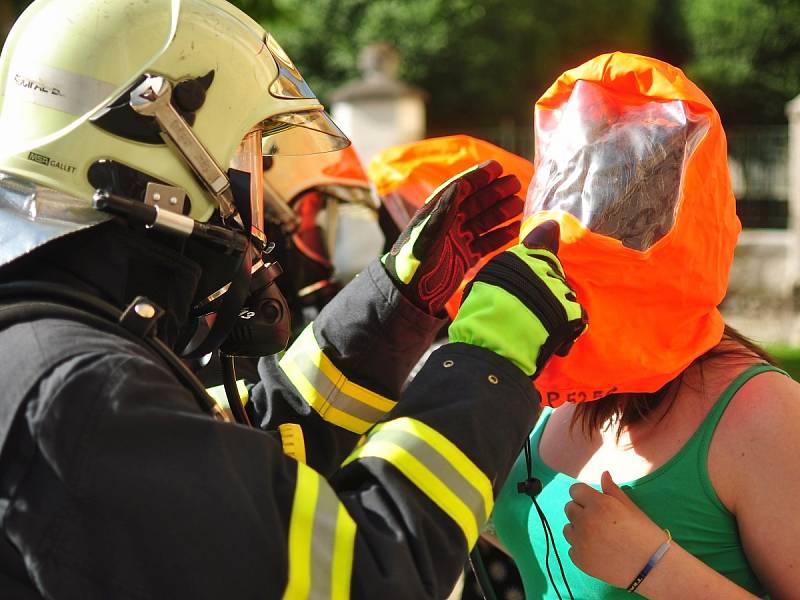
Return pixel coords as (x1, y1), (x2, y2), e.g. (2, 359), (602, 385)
(228, 0), (279, 21)
(680, 0), (800, 124)
(766, 345), (800, 382)
(263, 0), (657, 129)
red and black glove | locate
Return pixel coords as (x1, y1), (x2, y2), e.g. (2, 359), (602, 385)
(382, 160), (523, 315)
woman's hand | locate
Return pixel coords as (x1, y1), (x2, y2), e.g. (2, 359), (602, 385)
(563, 471), (668, 589)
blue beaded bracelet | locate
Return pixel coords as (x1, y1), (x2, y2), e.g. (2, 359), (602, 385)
(626, 529), (672, 593)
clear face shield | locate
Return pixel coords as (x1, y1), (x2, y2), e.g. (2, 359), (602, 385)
(0, 0), (352, 359)
(523, 80), (710, 251)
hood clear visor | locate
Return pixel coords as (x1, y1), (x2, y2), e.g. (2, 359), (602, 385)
(524, 80), (710, 251)
(261, 110), (350, 157)
(0, 0), (178, 159)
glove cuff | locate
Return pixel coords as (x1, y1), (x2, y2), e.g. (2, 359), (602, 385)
(449, 280), (549, 377)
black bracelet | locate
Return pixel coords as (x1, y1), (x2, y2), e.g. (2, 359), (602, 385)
(626, 529), (672, 593)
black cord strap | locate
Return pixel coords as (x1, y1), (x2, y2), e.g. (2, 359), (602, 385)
(518, 436), (575, 600)
(220, 353), (251, 426)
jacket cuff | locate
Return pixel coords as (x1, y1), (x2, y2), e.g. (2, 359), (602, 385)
(279, 324), (397, 434)
(387, 343), (540, 492)
(341, 342), (540, 550)
(309, 259), (448, 399)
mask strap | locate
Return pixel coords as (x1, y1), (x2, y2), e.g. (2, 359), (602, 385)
(181, 241), (254, 358)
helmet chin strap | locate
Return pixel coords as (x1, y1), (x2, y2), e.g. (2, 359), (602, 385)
(180, 164), (291, 360)
(180, 240), (254, 358)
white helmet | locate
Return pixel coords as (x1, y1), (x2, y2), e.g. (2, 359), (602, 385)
(0, 0), (350, 356)
(0, 0), (348, 265)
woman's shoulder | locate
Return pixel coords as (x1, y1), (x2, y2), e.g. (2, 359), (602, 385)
(709, 361), (800, 511)
(690, 334), (800, 433)
(717, 365), (800, 436)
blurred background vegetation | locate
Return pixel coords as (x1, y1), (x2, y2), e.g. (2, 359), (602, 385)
(2, 0), (799, 131)
(268, 0), (800, 130)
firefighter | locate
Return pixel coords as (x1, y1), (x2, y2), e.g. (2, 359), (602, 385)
(262, 146), (384, 331)
(0, 2), (586, 599)
(199, 146), (382, 387)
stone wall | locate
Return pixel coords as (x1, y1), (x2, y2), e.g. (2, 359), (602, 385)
(722, 230), (798, 345)
(720, 94), (800, 346)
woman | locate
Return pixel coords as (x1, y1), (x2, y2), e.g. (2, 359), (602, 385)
(489, 53), (800, 599)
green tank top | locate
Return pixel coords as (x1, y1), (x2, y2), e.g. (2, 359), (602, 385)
(493, 364), (784, 599)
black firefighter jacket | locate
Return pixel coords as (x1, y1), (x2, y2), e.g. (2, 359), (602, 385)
(0, 222), (540, 600)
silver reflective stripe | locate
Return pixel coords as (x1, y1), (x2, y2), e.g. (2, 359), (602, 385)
(342, 417), (493, 546)
(6, 63), (116, 117)
(292, 350), (388, 424)
(308, 482), (339, 599)
(375, 428), (488, 526)
(284, 464), (357, 600)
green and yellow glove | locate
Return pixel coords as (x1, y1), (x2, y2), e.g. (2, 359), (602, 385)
(383, 160), (523, 315)
(449, 221), (587, 378)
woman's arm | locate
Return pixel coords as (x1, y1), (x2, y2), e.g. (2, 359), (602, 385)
(564, 370), (800, 599)
(710, 370), (800, 599)
(565, 475), (760, 599)
(634, 540), (759, 599)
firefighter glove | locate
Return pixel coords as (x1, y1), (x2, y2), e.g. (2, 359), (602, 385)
(449, 221), (588, 378)
(383, 160), (523, 315)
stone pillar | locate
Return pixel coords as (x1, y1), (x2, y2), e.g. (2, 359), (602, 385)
(330, 43), (426, 164)
(787, 95), (800, 301)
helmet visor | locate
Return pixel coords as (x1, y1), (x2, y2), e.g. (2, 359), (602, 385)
(524, 80), (710, 251)
(230, 129), (268, 244)
(0, 0), (179, 159)
(266, 34), (318, 101)
(261, 110), (350, 157)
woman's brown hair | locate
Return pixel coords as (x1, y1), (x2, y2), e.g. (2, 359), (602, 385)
(571, 324), (779, 438)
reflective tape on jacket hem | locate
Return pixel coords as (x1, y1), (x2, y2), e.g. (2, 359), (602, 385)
(279, 324), (396, 434)
(283, 463), (357, 600)
(342, 417), (493, 548)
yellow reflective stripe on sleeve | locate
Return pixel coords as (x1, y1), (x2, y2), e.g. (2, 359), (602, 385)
(284, 465), (317, 600)
(205, 380), (248, 422)
(279, 324), (396, 434)
(330, 503), (357, 600)
(283, 463), (358, 600)
(342, 417), (493, 548)
(278, 423), (307, 464)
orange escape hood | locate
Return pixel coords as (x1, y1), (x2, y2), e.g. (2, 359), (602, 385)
(523, 52), (740, 406)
